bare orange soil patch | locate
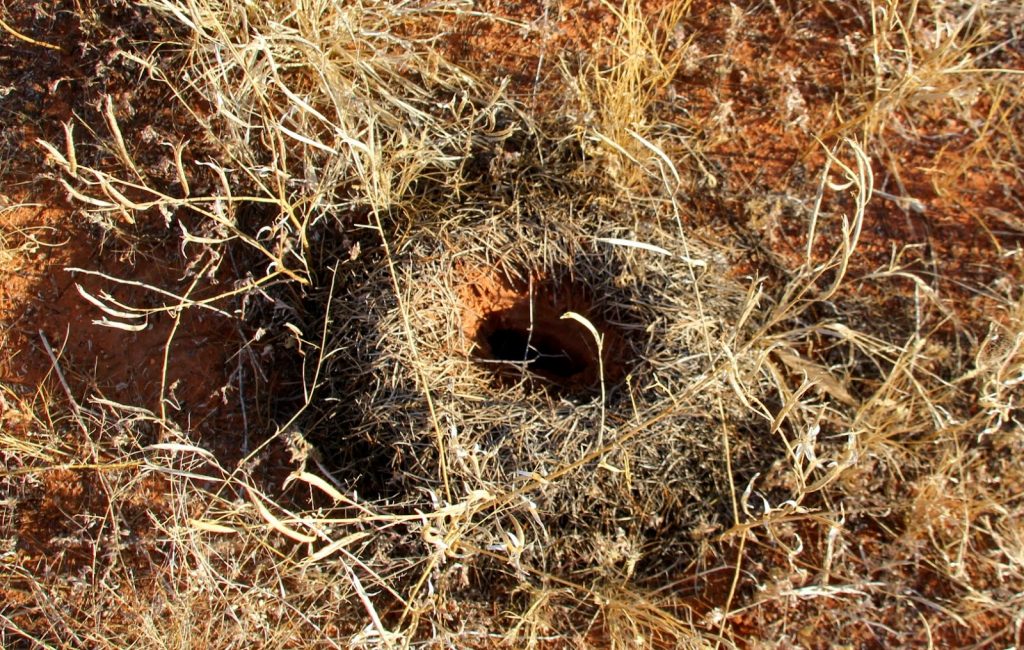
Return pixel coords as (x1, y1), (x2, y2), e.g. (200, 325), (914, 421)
(0, 0), (268, 448)
(1, 198), (235, 417)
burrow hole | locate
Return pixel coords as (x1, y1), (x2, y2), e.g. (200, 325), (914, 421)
(463, 274), (627, 395)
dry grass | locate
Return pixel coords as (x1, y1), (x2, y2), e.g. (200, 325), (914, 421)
(3, 0), (1023, 647)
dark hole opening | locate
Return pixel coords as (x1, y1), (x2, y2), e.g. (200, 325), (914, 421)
(486, 327), (588, 378)
(464, 276), (631, 394)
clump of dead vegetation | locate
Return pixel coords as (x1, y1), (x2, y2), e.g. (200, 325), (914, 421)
(3, 0), (1022, 647)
